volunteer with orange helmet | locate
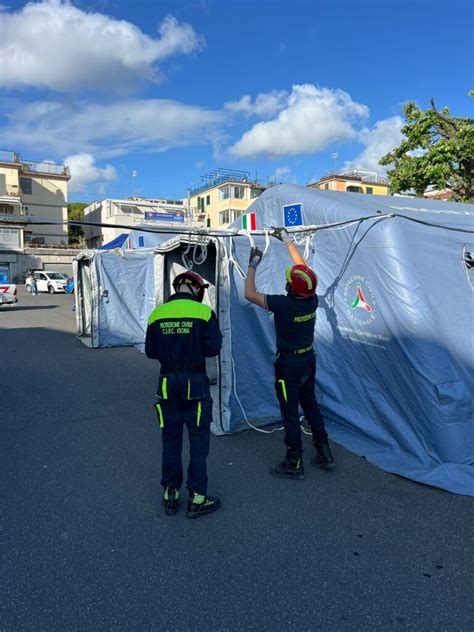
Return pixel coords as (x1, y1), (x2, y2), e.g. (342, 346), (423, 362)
(244, 227), (334, 479)
(145, 270), (222, 518)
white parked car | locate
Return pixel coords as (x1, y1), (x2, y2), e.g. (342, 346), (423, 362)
(0, 284), (18, 305)
(26, 271), (68, 294)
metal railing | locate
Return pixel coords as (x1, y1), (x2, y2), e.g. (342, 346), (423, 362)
(189, 168), (261, 197)
(0, 149), (69, 176)
(21, 160), (70, 176)
(0, 150), (21, 164)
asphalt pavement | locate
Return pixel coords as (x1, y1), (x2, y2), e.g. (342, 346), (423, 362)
(1, 288), (473, 631)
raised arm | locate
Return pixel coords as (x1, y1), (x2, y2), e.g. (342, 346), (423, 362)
(271, 227), (309, 266)
(244, 247), (267, 309)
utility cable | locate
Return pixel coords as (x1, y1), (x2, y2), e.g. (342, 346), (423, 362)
(2, 212), (473, 235)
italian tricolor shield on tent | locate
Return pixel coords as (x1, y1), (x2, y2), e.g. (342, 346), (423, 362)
(242, 212), (256, 230)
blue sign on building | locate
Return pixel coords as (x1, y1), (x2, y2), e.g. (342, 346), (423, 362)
(144, 211), (185, 223)
(283, 203), (304, 227)
(138, 235), (145, 248)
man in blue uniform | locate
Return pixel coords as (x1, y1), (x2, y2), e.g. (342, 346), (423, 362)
(145, 270), (222, 517)
(244, 228), (334, 480)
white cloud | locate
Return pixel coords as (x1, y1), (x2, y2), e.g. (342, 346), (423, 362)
(2, 98), (223, 156)
(344, 116), (404, 174)
(228, 85), (369, 158)
(225, 90), (288, 118)
(0, 1), (203, 91)
(269, 166), (291, 183)
(64, 153), (117, 194)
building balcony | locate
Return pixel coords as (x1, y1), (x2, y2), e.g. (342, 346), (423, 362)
(0, 189), (22, 204)
(21, 160), (70, 177)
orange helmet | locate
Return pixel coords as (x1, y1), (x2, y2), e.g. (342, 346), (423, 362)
(285, 264), (317, 297)
(173, 271), (209, 301)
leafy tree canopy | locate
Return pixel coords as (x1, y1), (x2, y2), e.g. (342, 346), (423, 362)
(67, 202), (88, 245)
(380, 93), (474, 202)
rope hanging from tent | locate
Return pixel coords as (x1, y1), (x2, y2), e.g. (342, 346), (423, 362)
(181, 233), (210, 270)
(220, 236), (284, 435)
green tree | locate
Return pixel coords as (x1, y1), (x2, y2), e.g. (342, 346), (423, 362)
(68, 202), (88, 245)
(380, 93), (474, 202)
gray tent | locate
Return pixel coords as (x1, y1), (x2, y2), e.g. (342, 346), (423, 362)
(74, 185), (474, 495)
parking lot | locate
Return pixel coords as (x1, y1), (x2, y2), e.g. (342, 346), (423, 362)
(1, 288), (473, 631)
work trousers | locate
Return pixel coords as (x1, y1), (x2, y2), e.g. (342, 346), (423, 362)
(274, 352), (328, 454)
(155, 373), (212, 495)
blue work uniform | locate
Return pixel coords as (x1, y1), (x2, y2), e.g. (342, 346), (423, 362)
(145, 292), (222, 495)
(265, 292), (328, 453)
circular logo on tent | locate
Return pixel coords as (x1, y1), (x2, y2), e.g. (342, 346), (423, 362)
(343, 275), (376, 326)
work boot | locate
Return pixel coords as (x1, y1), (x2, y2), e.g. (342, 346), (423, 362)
(312, 440), (335, 471)
(163, 486), (180, 516)
(269, 449), (305, 480)
(187, 492), (221, 519)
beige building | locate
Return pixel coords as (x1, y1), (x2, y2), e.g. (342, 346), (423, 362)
(0, 150), (70, 248)
(83, 197), (198, 249)
(308, 169), (390, 196)
(188, 169), (265, 228)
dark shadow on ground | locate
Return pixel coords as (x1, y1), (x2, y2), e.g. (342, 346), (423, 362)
(1, 305), (59, 311)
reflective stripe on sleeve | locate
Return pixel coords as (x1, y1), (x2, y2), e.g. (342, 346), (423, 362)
(161, 377), (168, 399)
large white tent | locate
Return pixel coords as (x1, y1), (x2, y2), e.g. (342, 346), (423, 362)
(74, 185), (474, 495)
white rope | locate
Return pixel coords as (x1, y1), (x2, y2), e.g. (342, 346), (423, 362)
(262, 228), (270, 255)
(193, 233), (208, 265)
(223, 245), (283, 435)
(226, 236), (247, 280)
(244, 231), (255, 249)
(304, 235), (311, 261)
(181, 233), (194, 269)
(292, 232), (306, 246)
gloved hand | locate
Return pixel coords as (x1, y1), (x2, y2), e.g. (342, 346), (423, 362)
(271, 226), (293, 244)
(248, 247), (263, 270)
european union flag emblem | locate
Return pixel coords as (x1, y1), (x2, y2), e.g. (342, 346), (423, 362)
(283, 203), (303, 227)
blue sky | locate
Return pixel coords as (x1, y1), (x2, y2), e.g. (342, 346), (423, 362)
(1, 0), (473, 202)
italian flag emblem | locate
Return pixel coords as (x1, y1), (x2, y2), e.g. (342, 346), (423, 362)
(351, 285), (372, 312)
(242, 212), (257, 230)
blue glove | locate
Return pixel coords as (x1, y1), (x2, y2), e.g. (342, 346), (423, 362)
(248, 247), (263, 270)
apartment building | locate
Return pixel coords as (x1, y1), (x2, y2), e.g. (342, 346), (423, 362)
(83, 197), (196, 249)
(0, 150), (70, 248)
(308, 169), (390, 196)
(188, 169), (265, 228)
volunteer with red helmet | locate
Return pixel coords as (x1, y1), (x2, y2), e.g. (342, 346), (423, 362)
(244, 227), (334, 479)
(145, 270), (222, 517)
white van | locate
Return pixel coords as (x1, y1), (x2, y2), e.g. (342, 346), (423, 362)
(26, 271), (68, 294)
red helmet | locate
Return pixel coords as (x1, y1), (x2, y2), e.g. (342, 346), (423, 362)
(285, 264), (317, 297)
(173, 271), (209, 301)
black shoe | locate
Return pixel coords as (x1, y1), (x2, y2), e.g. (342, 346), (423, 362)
(312, 441), (335, 471)
(270, 450), (305, 480)
(163, 487), (180, 516)
(187, 493), (221, 519)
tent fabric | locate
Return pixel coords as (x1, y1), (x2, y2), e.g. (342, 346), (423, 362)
(74, 185), (474, 495)
(99, 233), (129, 250)
(231, 185), (473, 496)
